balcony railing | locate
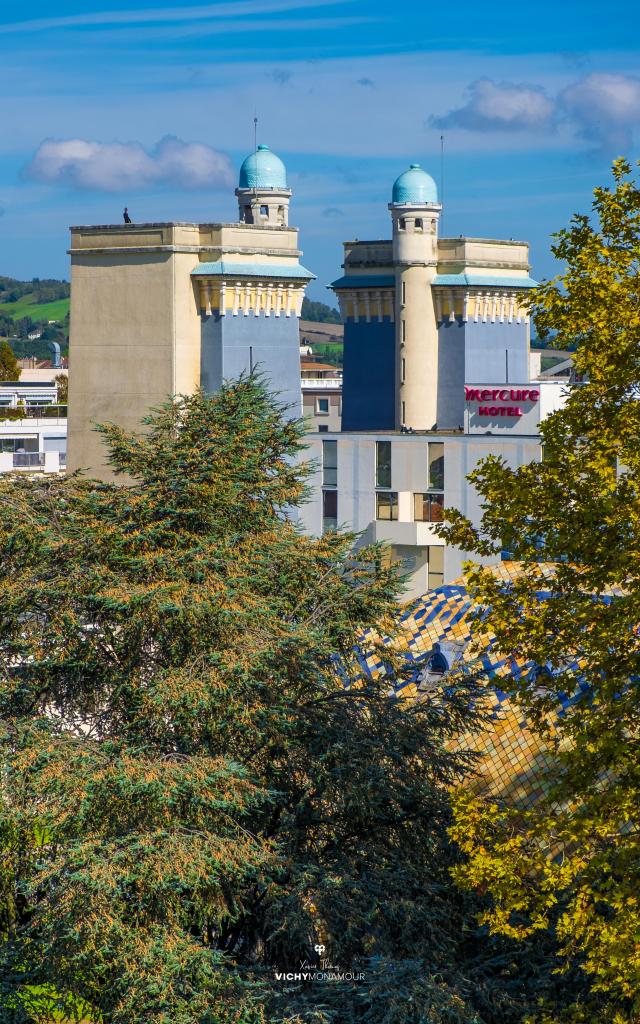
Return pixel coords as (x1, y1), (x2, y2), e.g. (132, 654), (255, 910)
(13, 453), (45, 468)
(0, 404), (67, 420)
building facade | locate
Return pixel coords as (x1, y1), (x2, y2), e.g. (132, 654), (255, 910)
(301, 359), (342, 432)
(299, 164), (569, 598)
(332, 164), (536, 434)
(0, 376), (67, 474)
(68, 145), (314, 478)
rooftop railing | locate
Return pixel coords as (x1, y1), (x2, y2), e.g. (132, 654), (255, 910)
(0, 404), (67, 421)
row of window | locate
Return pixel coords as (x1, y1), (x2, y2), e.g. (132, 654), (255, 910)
(323, 489), (445, 527)
(0, 437), (39, 453)
(321, 440), (446, 531)
(322, 440), (445, 492)
(375, 440), (444, 491)
(397, 217), (437, 232)
(375, 491), (444, 523)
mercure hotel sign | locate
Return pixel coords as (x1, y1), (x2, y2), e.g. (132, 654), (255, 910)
(464, 386), (540, 418)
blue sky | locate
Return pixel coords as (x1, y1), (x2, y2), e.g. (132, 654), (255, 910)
(1, 0), (639, 300)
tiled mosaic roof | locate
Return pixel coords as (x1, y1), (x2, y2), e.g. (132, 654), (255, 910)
(356, 562), (617, 807)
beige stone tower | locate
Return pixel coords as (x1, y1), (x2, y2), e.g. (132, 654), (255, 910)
(67, 146), (314, 481)
(389, 164), (442, 431)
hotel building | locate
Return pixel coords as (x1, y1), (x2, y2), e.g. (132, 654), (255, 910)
(297, 163), (568, 597)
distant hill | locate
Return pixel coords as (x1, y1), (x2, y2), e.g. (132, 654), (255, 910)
(0, 276), (70, 357)
(0, 276), (70, 329)
(301, 298), (340, 324)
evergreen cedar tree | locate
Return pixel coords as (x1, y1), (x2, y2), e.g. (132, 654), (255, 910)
(0, 378), (588, 1024)
(438, 159), (640, 1024)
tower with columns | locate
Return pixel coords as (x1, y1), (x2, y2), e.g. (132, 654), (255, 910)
(389, 164), (441, 431)
(332, 163), (535, 433)
(68, 144), (313, 479)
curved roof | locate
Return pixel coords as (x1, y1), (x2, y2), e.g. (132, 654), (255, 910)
(238, 144), (287, 190)
(349, 562), (620, 806)
(392, 163), (438, 205)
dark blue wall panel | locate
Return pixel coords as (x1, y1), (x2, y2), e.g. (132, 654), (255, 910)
(341, 319), (395, 431)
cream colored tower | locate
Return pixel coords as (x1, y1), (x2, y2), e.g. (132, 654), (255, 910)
(389, 164), (442, 430)
(67, 147), (313, 481)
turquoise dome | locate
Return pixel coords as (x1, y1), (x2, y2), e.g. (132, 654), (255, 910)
(392, 163), (438, 205)
(238, 144), (287, 190)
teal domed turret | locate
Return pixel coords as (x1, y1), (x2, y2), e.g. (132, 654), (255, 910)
(238, 144), (287, 190)
(236, 144), (292, 226)
(392, 164), (438, 205)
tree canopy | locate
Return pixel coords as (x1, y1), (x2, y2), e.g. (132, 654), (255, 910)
(0, 340), (19, 381)
(439, 159), (640, 1023)
(0, 377), (584, 1023)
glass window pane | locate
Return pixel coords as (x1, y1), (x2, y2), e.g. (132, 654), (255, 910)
(414, 493), (444, 522)
(322, 439), (337, 487)
(322, 489), (337, 533)
(376, 492), (398, 521)
(429, 492), (444, 522)
(428, 442), (444, 491)
(376, 440), (391, 488)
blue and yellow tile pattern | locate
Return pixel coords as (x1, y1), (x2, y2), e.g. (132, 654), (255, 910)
(355, 562), (614, 807)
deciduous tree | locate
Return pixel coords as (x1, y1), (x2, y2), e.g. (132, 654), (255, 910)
(0, 340), (19, 381)
(439, 159), (640, 1023)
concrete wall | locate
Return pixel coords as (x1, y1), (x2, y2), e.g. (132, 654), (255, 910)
(200, 310), (301, 416)
(341, 319), (395, 431)
(436, 321), (466, 429)
(68, 248), (201, 479)
(464, 319), (529, 383)
(302, 390), (341, 432)
(299, 429), (547, 600)
(443, 434), (542, 579)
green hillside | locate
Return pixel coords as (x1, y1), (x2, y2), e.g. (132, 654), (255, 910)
(0, 296), (69, 322)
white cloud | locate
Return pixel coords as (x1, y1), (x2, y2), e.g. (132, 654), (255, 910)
(431, 78), (554, 132)
(23, 136), (234, 192)
(559, 73), (640, 150)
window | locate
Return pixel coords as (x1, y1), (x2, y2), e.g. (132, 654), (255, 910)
(376, 491), (398, 521)
(322, 439), (337, 487)
(401, 319), (406, 343)
(402, 401), (406, 424)
(399, 218), (406, 230)
(415, 218), (423, 230)
(427, 546), (444, 590)
(318, 424), (329, 433)
(402, 281), (406, 305)
(260, 204), (269, 216)
(428, 442), (444, 491)
(316, 397), (330, 415)
(375, 440), (391, 488)
(401, 358), (406, 383)
(0, 437), (38, 453)
(414, 492), (444, 523)
(322, 489), (337, 533)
